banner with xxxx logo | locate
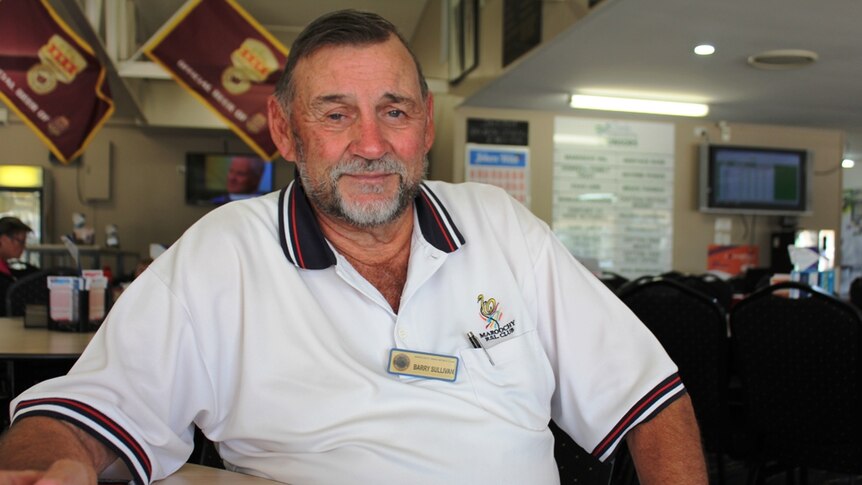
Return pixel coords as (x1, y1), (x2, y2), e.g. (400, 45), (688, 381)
(0, 0), (114, 164)
(145, 0), (288, 160)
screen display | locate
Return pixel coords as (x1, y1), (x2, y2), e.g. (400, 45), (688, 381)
(186, 153), (274, 206)
(701, 145), (809, 215)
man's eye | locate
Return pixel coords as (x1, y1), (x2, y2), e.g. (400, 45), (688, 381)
(327, 113), (346, 121)
(386, 109), (404, 118)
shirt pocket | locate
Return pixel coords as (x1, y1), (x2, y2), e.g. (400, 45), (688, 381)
(459, 330), (555, 431)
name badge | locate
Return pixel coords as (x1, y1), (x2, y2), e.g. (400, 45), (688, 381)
(387, 348), (459, 382)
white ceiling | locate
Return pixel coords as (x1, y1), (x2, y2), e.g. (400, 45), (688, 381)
(48, 0), (862, 162)
(47, 0), (431, 128)
(132, 0), (430, 52)
(464, 0), (862, 160)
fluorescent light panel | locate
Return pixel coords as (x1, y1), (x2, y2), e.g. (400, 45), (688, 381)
(570, 94), (709, 117)
(0, 165), (42, 188)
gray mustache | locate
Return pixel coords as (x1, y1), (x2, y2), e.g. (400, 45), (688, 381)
(330, 158), (406, 179)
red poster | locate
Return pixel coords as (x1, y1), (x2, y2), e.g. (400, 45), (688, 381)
(707, 244), (759, 277)
(0, 0), (114, 164)
(145, 0), (288, 160)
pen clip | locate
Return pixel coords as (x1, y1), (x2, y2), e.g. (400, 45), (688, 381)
(466, 331), (495, 366)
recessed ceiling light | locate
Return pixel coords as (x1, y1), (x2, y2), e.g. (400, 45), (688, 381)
(843, 159), (856, 169)
(694, 44), (715, 56)
(747, 49), (818, 70)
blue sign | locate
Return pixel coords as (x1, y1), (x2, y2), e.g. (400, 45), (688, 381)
(469, 149), (527, 168)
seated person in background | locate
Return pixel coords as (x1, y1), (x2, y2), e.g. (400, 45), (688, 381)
(0, 216), (35, 317)
(0, 10), (706, 485)
(210, 156), (266, 204)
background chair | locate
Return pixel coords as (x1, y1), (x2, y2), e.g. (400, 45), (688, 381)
(618, 276), (733, 484)
(850, 277), (862, 311)
(550, 420), (613, 484)
(597, 271), (630, 293)
(189, 426), (225, 469)
(730, 281), (862, 483)
(5, 267), (79, 317)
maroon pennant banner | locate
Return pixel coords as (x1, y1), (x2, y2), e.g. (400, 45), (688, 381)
(145, 0), (288, 160)
(0, 0), (114, 164)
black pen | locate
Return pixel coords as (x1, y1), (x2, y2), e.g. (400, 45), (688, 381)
(467, 331), (495, 366)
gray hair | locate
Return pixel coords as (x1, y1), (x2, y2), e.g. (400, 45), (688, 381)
(273, 9), (429, 110)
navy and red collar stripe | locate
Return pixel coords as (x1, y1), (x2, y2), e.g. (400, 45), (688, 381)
(278, 178), (466, 270)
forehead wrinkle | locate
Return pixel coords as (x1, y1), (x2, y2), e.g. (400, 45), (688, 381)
(310, 93), (351, 110)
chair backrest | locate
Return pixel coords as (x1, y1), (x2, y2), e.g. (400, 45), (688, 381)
(597, 271), (629, 293)
(550, 420), (612, 484)
(693, 273), (734, 311)
(618, 276), (729, 450)
(850, 277), (862, 310)
(5, 267), (79, 317)
(730, 281), (862, 471)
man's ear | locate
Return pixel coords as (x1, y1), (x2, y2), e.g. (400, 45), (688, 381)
(268, 96), (297, 161)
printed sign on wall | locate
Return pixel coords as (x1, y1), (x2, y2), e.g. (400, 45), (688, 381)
(553, 117), (675, 278)
(466, 144), (530, 207)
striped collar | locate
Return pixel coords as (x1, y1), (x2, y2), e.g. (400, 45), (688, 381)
(278, 179), (466, 270)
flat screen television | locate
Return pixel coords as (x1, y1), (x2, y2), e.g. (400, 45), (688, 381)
(186, 153), (274, 206)
(699, 144), (812, 216)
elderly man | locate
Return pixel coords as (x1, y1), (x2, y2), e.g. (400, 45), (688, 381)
(0, 10), (706, 485)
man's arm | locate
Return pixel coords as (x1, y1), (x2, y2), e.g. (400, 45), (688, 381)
(625, 394), (708, 485)
(0, 416), (117, 484)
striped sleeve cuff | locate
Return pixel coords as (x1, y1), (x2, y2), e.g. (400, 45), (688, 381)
(591, 373), (686, 462)
(14, 398), (152, 484)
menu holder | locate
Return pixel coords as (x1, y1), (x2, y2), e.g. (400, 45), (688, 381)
(47, 272), (110, 332)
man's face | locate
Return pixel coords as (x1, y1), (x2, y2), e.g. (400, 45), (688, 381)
(226, 158), (261, 194)
(284, 36), (434, 228)
(0, 231), (27, 260)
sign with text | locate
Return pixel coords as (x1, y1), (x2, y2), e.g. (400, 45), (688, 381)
(466, 144), (530, 207)
(552, 117), (675, 278)
(0, 0), (114, 164)
(144, 0), (288, 159)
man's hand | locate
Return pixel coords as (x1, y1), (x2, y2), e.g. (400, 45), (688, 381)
(0, 458), (97, 485)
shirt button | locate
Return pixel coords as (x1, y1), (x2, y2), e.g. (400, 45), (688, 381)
(398, 328), (408, 339)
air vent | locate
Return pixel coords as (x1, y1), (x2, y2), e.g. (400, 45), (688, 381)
(747, 49), (818, 70)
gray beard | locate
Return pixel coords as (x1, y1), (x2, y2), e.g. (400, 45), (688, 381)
(297, 150), (428, 228)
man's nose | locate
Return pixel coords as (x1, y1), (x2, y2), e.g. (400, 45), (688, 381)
(349, 116), (387, 160)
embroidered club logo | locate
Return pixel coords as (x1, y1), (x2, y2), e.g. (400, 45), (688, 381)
(477, 294), (504, 330)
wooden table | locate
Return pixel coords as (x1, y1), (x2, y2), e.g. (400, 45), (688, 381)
(0, 317), (96, 428)
(0, 317), (95, 358)
(0, 323), (277, 483)
(154, 464), (279, 484)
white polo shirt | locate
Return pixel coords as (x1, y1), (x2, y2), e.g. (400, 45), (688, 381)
(11, 180), (683, 485)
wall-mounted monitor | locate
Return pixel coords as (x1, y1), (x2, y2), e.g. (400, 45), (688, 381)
(186, 153), (274, 206)
(699, 144), (811, 216)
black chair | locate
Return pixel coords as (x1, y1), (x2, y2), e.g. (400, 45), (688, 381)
(730, 281), (862, 483)
(597, 271), (629, 293)
(551, 420), (613, 484)
(850, 276), (862, 311)
(618, 276), (732, 484)
(727, 268), (773, 295)
(0, 262), (40, 317)
(692, 273), (734, 311)
(188, 426), (224, 469)
(5, 267), (79, 317)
